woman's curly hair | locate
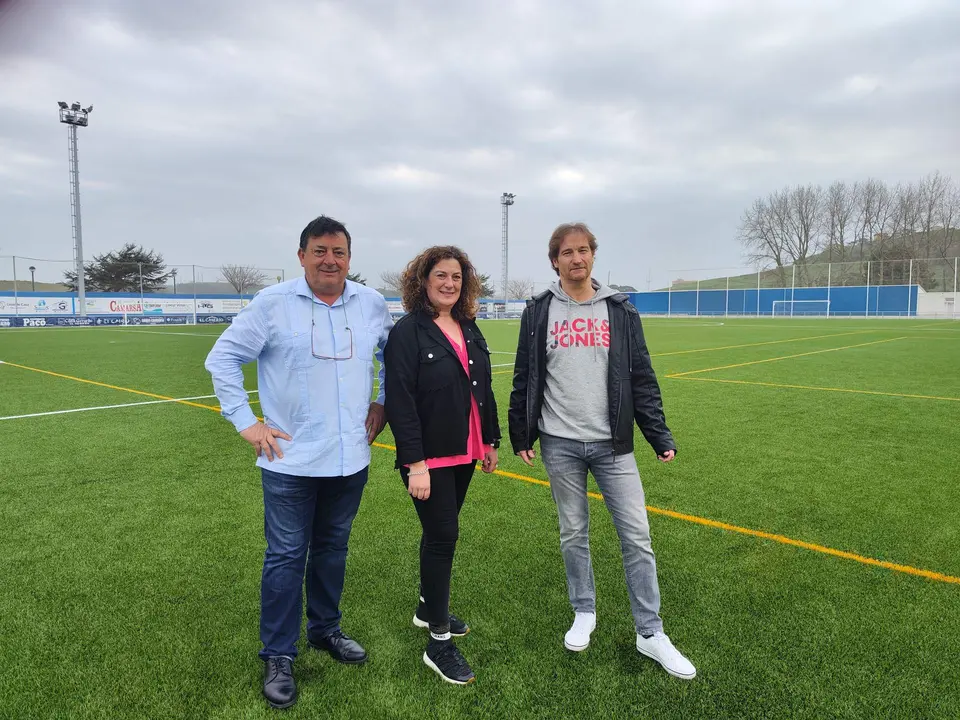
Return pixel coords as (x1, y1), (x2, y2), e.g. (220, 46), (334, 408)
(401, 245), (481, 321)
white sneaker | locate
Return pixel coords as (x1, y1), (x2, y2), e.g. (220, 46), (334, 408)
(563, 612), (596, 652)
(636, 631), (696, 679)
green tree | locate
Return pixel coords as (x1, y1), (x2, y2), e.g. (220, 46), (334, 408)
(477, 273), (496, 297)
(63, 243), (168, 292)
(347, 271), (367, 285)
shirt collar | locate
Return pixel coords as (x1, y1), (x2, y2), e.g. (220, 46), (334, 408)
(296, 276), (357, 307)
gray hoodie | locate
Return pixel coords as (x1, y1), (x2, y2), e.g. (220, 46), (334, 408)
(538, 278), (621, 443)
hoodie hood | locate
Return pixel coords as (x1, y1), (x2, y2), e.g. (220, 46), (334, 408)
(549, 278), (620, 305)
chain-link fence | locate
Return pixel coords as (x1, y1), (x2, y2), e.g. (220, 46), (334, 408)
(0, 256), (287, 324)
(665, 258), (959, 292)
(2, 255), (958, 320)
(0, 257), (286, 294)
(656, 257), (959, 318)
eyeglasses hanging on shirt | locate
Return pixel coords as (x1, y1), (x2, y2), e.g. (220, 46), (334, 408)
(310, 299), (354, 361)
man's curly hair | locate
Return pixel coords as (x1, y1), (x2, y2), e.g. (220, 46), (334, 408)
(400, 245), (481, 321)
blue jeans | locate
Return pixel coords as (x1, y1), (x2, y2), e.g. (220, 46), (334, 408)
(259, 466), (368, 660)
(539, 434), (664, 636)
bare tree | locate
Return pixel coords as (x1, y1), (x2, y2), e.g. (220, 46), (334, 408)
(738, 195), (789, 287)
(936, 179), (960, 257)
(506, 277), (534, 299)
(739, 173), (957, 289)
(934, 178), (960, 289)
(824, 181), (856, 263)
(886, 182), (921, 255)
(220, 264), (268, 295)
(379, 270), (403, 295)
(856, 178), (895, 260)
(854, 179), (877, 259)
(919, 171), (949, 258)
(785, 184), (823, 285)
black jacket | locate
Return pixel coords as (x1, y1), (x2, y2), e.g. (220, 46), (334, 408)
(508, 290), (676, 457)
(385, 311), (501, 468)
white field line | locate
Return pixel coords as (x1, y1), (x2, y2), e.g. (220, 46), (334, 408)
(0, 390), (258, 421)
(0, 327), (103, 333)
(117, 330), (223, 337)
(644, 321), (728, 327)
(491, 363), (515, 368)
(0, 326), (223, 334)
(652, 322), (958, 330)
(490, 351), (517, 355)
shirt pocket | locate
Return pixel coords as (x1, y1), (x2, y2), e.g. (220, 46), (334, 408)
(355, 327), (379, 364)
(418, 344), (455, 392)
(280, 331), (315, 370)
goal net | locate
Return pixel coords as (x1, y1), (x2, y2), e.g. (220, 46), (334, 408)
(772, 300), (830, 317)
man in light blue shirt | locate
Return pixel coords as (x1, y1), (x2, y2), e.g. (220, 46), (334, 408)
(205, 215), (393, 710)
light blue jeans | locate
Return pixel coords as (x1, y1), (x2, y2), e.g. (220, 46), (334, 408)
(539, 433), (664, 636)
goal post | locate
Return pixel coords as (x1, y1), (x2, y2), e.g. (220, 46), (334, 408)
(772, 300), (831, 317)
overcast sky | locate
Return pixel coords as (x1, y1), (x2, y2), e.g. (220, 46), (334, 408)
(1, 0), (958, 291)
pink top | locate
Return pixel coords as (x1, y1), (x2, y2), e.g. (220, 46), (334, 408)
(424, 324), (491, 469)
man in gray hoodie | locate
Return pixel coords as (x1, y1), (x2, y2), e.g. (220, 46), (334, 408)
(508, 222), (695, 680)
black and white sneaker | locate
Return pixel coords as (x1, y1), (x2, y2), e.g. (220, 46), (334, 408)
(413, 598), (470, 636)
(423, 639), (475, 685)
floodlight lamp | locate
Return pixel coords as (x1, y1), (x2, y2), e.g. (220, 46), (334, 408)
(58, 101), (68, 109)
(84, 105), (93, 113)
(71, 102), (81, 111)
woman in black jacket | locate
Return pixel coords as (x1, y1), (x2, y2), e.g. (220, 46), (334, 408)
(384, 245), (501, 686)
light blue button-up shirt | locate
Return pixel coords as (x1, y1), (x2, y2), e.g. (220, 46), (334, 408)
(205, 277), (393, 477)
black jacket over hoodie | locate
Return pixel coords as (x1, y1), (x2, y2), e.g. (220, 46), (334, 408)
(508, 290), (676, 457)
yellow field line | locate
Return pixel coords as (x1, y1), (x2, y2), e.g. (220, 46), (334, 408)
(8, 361), (959, 586)
(666, 337), (908, 378)
(669, 375), (960, 403)
(650, 329), (881, 357)
(644, 506), (960, 585)
(0, 361), (222, 412)
(372, 441), (960, 585)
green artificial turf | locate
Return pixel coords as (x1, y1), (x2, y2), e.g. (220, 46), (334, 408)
(1, 317), (958, 719)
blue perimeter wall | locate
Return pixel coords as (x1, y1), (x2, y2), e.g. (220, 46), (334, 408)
(0, 284), (919, 321)
(627, 284), (918, 316)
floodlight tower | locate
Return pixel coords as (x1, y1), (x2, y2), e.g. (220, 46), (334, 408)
(500, 192), (515, 316)
(58, 101), (93, 316)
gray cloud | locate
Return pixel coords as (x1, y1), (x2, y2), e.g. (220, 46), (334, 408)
(1, 0), (958, 290)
